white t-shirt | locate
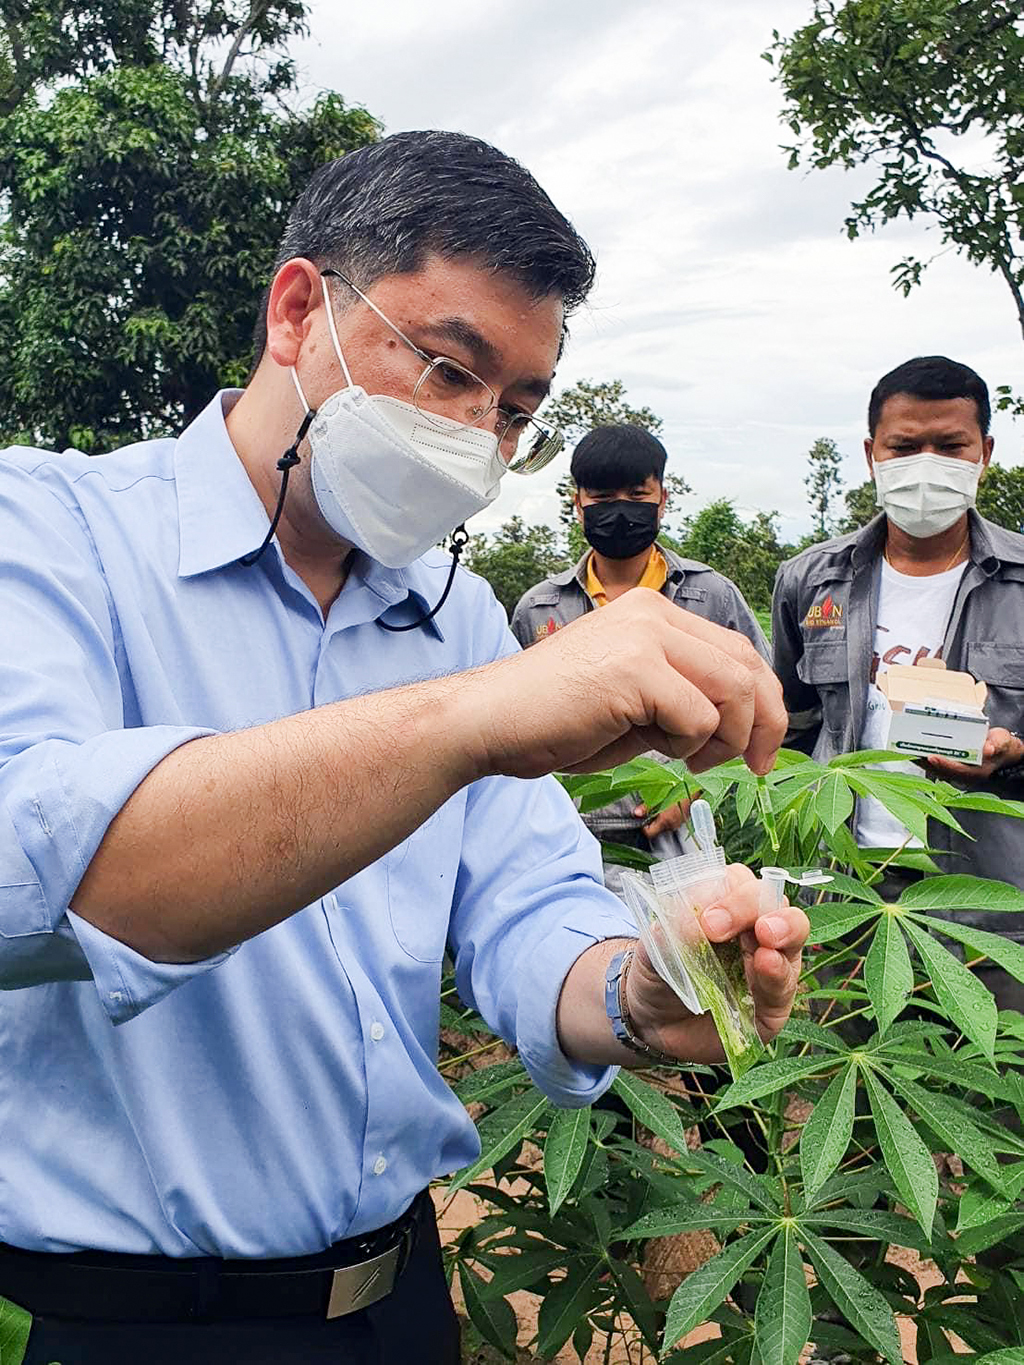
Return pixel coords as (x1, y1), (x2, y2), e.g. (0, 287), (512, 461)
(855, 558), (966, 848)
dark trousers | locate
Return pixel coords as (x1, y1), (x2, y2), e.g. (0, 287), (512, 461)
(20, 1196), (459, 1365)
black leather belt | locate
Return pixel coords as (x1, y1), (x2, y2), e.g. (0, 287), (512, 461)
(0, 1191), (425, 1323)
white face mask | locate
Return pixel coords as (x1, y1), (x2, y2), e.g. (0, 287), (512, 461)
(299, 277), (504, 568)
(872, 452), (982, 539)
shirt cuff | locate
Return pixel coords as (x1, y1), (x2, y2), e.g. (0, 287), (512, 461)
(515, 915), (637, 1109)
(66, 908), (237, 1024)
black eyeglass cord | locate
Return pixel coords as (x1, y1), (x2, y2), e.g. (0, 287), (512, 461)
(379, 525), (469, 632)
(239, 411), (316, 568)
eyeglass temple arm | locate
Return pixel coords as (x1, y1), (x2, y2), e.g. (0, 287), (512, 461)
(320, 268), (434, 369)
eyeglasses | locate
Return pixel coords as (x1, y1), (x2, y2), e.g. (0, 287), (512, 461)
(320, 269), (563, 475)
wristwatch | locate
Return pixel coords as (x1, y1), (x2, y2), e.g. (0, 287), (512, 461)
(604, 948), (676, 1065)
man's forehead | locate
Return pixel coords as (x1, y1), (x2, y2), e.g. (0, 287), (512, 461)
(877, 393), (980, 433)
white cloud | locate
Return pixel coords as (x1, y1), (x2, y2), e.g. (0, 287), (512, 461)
(294, 0), (1023, 543)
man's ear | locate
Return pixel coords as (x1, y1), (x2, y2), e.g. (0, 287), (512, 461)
(265, 258), (322, 369)
(981, 434), (994, 474)
(864, 437), (874, 476)
(657, 481), (668, 519)
(574, 488), (584, 524)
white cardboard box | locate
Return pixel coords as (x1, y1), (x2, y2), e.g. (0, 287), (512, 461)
(877, 658), (989, 766)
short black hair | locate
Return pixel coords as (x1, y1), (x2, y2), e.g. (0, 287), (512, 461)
(570, 425), (668, 491)
(868, 356), (991, 436)
(253, 130), (595, 362)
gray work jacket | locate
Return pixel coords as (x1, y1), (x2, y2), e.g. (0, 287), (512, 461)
(772, 511), (1024, 937)
(512, 545), (770, 890)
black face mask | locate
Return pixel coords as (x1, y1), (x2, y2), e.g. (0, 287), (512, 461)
(582, 499), (660, 559)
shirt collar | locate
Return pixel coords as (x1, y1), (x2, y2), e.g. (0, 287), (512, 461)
(174, 390), (445, 635)
(175, 390), (279, 577)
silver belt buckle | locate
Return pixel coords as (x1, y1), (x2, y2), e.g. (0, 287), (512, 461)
(326, 1241), (401, 1319)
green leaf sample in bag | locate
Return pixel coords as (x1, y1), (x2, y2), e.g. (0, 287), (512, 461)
(619, 836), (765, 1079)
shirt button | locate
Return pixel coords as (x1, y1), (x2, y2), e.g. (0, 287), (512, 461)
(109, 991), (124, 1004)
(373, 1155), (388, 1176)
(370, 1022), (385, 1042)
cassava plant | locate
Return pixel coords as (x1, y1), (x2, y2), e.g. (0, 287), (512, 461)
(442, 750), (1024, 1364)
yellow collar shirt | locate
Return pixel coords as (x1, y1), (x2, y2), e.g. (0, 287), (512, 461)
(585, 546), (668, 606)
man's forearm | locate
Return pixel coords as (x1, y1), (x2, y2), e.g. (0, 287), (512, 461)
(72, 677), (482, 963)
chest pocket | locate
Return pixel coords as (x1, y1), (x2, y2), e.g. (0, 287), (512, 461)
(386, 795), (467, 962)
(966, 642), (1024, 731)
(796, 640), (850, 739)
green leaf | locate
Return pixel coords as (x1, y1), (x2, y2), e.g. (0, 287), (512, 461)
(844, 772), (929, 843)
(812, 869), (883, 903)
(829, 749), (908, 767)
(0, 1295), (32, 1365)
(876, 1047), (1007, 1098)
(458, 1261), (518, 1360)
(920, 916), (1024, 985)
(453, 1060), (529, 1104)
(864, 912), (914, 1035)
(673, 1147), (781, 1213)
(543, 1107), (590, 1216)
(536, 1259), (603, 1358)
(713, 1056), (837, 1112)
(863, 1068), (938, 1239)
(619, 1204), (766, 1240)
(945, 792), (1024, 819)
(799, 1063), (857, 1195)
(662, 1227), (776, 1353)
(955, 1215), (1024, 1256)
(801, 1207), (938, 1256)
(611, 1072), (688, 1155)
(448, 1089), (550, 1193)
(479, 1245), (568, 1299)
(814, 771), (854, 833)
(778, 1017), (851, 1052)
(897, 875), (1024, 915)
(903, 919), (998, 1061)
(925, 1353), (1024, 1365)
(801, 1229), (903, 1365)
(754, 1227), (811, 1365)
(806, 900), (880, 944)
(885, 1072), (1007, 1192)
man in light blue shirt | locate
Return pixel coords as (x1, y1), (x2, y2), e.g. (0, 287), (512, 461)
(0, 131), (805, 1364)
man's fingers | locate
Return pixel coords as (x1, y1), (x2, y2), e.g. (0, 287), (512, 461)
(657, 608), (786, 775)
(755, 905), (809, 959)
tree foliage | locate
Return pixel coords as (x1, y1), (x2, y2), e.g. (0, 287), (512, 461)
(0, 1), (380, 452)
(677, 498), (791, 611)
(768, 1), (1024, 354)
(464, 516), (568, 620)
(805, 435), (844, 537)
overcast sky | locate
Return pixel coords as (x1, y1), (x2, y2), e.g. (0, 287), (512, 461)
(293, 0), (1023, 542)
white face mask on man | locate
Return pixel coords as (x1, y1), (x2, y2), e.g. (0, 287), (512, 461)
(298, 275), (505, 569)
(872, 452), (982, 540)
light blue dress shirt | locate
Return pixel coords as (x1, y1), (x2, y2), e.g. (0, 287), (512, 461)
(0, 391), (637, 1258)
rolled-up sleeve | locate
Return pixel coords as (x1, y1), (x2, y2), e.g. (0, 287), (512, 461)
(449, 770), (637, 1107)
(0, 462), (221, 1015)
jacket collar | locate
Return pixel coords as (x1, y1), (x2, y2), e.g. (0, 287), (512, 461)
(848, 508), (1024, 572)
(547, 540), (702, 591)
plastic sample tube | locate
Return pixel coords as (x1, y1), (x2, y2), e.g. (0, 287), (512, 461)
(620, 824), (766, 1080)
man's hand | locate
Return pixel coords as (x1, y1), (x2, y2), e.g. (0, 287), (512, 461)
(635, 797), (692, 839)
(623, 864), (808, 1064)
(926, 727), (1023, 783)
(470, 589), (786, 781)
(554, 865), (809, 1069)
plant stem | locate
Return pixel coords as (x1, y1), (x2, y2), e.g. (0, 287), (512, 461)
(756, 775), (781, 854)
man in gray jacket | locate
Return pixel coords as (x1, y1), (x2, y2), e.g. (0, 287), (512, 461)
(773, 356), (1024, 1004)
(512, 425), (769, 885)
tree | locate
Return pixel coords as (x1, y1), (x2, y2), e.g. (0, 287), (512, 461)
(464, 516), (568, 619)
(804, 436), (844, 538)
(676, 498), (790, 611)
(0, 2), (380, 452)
(840, 476), (879, 532)
(977, 459), (1024, 532)
(768, 2), (1024, 404)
